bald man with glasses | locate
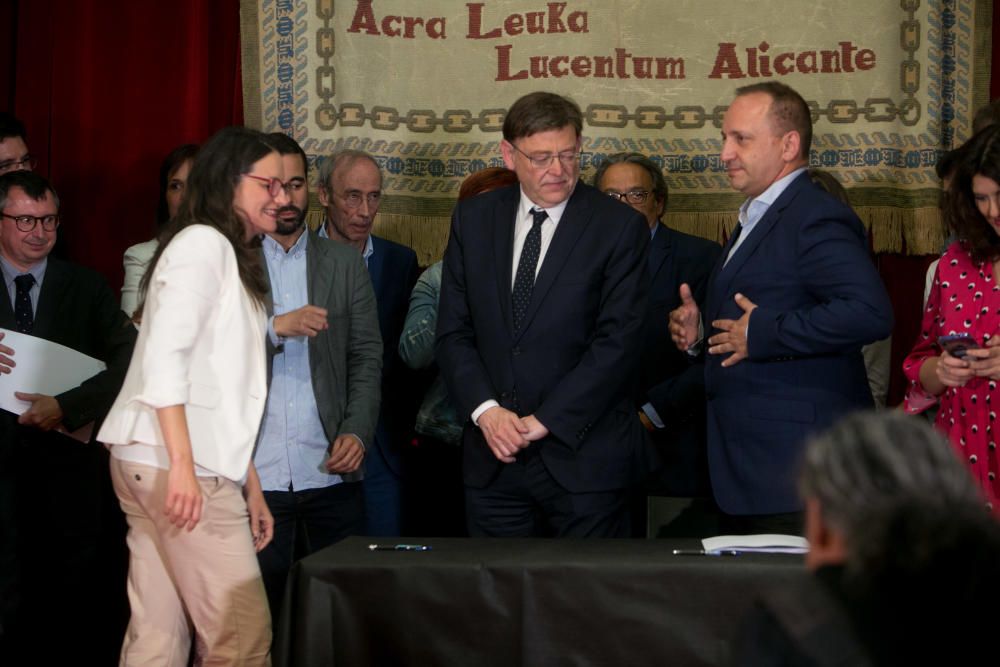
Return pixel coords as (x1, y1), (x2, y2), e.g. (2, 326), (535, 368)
(318, 149), (420, 536)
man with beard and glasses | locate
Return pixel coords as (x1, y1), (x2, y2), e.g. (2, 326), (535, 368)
(252, 133), (383, 619)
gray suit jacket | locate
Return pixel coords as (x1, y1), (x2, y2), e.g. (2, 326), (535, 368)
(262, 230), (383, 482)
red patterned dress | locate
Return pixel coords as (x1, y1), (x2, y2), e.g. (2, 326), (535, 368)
(904, 242), (1000, 508)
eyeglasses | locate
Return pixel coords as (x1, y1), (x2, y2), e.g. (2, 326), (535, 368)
(244, 173), (285, 198)
(605, 190), (651, 205)
(336, 190), (382, 209)
(1, 212), (60, 232)
(508, 142), (580, 169)
(0, 156), (37, 173)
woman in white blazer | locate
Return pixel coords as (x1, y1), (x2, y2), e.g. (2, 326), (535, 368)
(120, 143), (198, 320)
(99, 127), (288, 666)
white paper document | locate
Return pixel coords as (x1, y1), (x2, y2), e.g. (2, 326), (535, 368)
(0, 328), (107, 439)
(702, 534), (810, 555)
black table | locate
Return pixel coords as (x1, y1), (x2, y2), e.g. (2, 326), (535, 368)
(275, 536), (804, 667)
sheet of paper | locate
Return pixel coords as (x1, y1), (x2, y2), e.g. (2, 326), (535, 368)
(702, 534), (809, 555)
(0, 327), (107, 419)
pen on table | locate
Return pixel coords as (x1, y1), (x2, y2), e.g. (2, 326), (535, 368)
(672, 549), (741, 556)
(368, 543), (433, 551)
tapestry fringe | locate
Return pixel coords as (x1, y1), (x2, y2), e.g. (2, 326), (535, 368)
(304, 207), (946, 266)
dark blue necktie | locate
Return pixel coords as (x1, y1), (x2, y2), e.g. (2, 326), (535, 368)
(512, 208), (547, 330)
(14, 273), (35, 333)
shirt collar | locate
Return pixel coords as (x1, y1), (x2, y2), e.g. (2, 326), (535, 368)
(518, 185), (572, 225)
(262, 227), (308, 260)
(0, 253), (47, 289)
(739, 166), (807, 222)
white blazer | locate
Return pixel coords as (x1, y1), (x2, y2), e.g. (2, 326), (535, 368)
(98, 224), (267, 481)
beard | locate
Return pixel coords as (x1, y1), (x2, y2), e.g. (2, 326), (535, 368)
(274, 204), (305, 236)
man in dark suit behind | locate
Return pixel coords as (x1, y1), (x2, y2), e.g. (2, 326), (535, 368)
(437, 92), (650, 538)
(594, 152), (721, 498)
(669, 82), (893, 535)
(0, 171), (136, 662)
(318, 149), (419, 536)
(594, 153), (722, 536)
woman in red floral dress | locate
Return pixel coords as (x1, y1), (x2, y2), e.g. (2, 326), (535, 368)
(904, 124), (1000, 510)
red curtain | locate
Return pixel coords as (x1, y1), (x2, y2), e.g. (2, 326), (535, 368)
(1, 0), (242, 289)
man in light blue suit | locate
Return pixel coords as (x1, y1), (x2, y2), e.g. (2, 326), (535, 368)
(670, 82), (893, 534)
(318, 150), (420, 536)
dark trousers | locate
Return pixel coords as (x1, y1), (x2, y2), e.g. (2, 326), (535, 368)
(404, 435), (466, 537)
(3, 430), (128, 665)
(465, 448), (629, 538)
(257, 482), (364, 619)
(362, 432), (403, 537)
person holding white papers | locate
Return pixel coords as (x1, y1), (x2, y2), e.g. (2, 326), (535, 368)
(0, 170), (136, 663)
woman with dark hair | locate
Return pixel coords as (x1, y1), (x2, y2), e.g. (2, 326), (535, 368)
(120, 143), (198, 319)
(98, 127), (287, 664)
(904, 124), (1000, 508)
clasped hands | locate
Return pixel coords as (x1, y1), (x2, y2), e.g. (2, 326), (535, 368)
(668, 284), (757, 367)
(935, 337), (1000, 387)
(0, 331), (64, 430)
(478, 406), (548, 463)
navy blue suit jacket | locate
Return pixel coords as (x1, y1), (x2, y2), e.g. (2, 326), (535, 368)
(368, 235), (419, 475)
(437, 183), (650, 493)
(640, 224), (721, 497)
(704, 172), (893, 515)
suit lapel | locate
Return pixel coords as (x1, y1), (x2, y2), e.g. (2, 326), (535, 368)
(306, 231), (334, 309)
(713, 173), (808, 300)
(493, 188), (518, 334)
(515, 185), (591, 339)
(0, 278), (13, 329)
(648, 223), (672, 290)
(367, 236), (384, 297)
(32, 259), (68, 338)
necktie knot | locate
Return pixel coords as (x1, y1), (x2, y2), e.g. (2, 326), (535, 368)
(531, 207), (548, 227)
(14, 273), (35, 291)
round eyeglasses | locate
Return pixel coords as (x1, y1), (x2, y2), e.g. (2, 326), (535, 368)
(605, 190), (651, 205)
(1, 212), (60, 232)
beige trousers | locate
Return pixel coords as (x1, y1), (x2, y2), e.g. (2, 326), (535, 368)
(110, 458), (271, 666)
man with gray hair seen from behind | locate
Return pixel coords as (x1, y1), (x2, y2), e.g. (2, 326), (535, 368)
(317, 148), (419, 536)
(733, 411), (1000, 666)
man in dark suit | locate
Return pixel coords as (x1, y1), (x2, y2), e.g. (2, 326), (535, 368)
(254, 134), (382, 618)
(0, 171), (136, 662)
(318, 149), (419, 536)
(437, 92), (650, 538)
(669, 82), (893, 535)
(594, 152), (721, 500)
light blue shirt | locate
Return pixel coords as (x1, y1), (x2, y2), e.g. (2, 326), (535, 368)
(255, 231), (342, 492)
(318, 221), (374, 268)
(0, 254), (46, 316)
(725, 167), (807, 264)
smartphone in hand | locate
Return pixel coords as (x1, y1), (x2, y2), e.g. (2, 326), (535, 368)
(938, 333), (980, 359)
